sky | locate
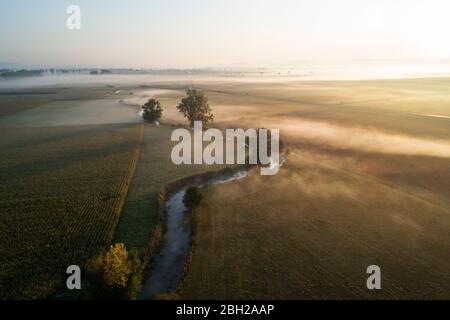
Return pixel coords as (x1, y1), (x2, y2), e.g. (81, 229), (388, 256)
(1, 0), (450, 68)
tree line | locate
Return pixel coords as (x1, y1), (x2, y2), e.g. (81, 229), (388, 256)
(141, 89), (213, 126)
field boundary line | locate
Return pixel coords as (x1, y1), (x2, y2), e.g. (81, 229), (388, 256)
(107, 124), (145, 245)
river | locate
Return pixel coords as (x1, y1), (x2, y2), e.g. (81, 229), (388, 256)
(139, 170), (249, 299)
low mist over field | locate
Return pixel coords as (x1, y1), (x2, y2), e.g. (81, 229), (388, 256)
(1, 71), (449, 299)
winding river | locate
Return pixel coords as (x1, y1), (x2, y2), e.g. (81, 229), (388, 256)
(139, 170), (249, 299)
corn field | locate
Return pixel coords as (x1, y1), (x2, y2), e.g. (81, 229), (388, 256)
(0, 124), (143, 299)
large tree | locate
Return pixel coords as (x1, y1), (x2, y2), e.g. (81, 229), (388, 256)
(177, 89), (214, 127)
(142, 99), (163, 123)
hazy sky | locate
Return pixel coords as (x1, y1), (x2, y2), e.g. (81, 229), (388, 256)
(1, 0), (450, 68)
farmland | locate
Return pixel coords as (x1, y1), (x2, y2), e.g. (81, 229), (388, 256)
(180, 152), (450, 299)
(0, 75), (449, 300)
(167, 77), (450, 299)
(0, 84), (227, 299)
(0, 123), (143, 299)
(0, 85), (145, 299)
(114, 124), (229, 250)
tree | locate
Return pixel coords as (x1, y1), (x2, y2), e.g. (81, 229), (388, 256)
(177, 89), (214, 127)
(183, 186), (203, 210)
(103, 243), (132, 288)
(86, 243), (142, 299)
(142, 99), (163, 123)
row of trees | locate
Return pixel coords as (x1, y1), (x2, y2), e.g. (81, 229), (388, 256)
(141, 89), (214, 126)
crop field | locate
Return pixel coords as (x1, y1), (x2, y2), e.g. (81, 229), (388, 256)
(0, 86), (140, 128)
(0, 95), (51, 118)
(181, 150), (450, 299)
(0, 123), (143, 299)
(170, 77), (450, 299)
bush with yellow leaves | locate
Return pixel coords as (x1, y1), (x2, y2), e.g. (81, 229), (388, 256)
(103, 243), (132, 288)
(87, 243), (143, 299)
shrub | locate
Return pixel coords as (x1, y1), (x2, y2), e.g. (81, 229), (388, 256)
(103, 243), (131, 288)
(183, 186), (203, 211)
(86, 243), (142, 299)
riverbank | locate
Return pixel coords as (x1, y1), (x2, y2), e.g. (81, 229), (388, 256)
(139, 165), (254, 299)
